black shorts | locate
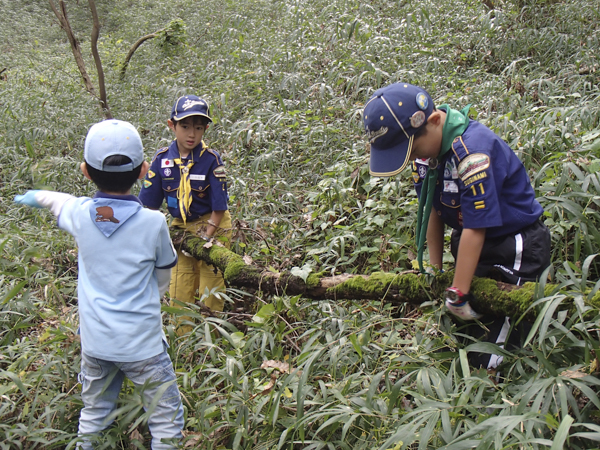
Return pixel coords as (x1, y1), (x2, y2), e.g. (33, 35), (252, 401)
(460, 316), (532, 369)
(450, 219), (551, 285)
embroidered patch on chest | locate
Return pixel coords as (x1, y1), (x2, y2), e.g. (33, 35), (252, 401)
(161, 159), (174, 168)
(414, 159), (428, 179)
(190, 174), (205, 181)
(457, 153), (490, 180)
(443, 180), (459, 193)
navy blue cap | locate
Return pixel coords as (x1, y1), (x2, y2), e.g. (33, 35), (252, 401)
(363, 83), (434, 177)
(171, 95), (212, 122)
(84, 120), (144, 172)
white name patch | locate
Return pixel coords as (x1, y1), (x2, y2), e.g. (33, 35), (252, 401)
(443, 180), (459, 193)
(189, 174), (205, 181)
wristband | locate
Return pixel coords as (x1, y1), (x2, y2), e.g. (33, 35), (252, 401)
(445, 286), (473, 305)
(445, 286), (481, 320)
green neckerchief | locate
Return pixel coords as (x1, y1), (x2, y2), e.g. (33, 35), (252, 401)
(415, 104), (471, 272)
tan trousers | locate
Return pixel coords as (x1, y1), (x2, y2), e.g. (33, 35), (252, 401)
(170, 211), (232, 334)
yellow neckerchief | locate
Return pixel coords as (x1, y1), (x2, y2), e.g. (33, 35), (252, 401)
(173, 140), (206, 223)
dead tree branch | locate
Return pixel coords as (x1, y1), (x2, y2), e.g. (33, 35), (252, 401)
(171, 230), (564, 320)
(88, 0), (111, 118)
(48, 0), (111, 118)
(119, 29), (165, 79)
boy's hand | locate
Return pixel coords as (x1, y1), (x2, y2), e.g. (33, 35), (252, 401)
(14, 190), (42, 208)
(445, 287), (482, 320)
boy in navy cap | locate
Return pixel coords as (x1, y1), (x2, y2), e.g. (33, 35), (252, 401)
(363, 82), (551, 367)
(15, 120), (183, 449)
(139, 95), (231, 334)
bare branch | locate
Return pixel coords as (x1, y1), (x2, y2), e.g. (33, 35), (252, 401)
(48, 0), (97, 97)
(119, 29), (164, 79)
(87, 0), (111, 119)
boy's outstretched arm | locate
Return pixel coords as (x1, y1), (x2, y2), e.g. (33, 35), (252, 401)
(14, 190), (75, 217)
(445, 228), (486, 320)
(426, 208), (445, 270)
(452, 228), (486, 293)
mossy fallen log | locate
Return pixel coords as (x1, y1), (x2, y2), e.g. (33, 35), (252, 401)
(171, 230), (563, 319)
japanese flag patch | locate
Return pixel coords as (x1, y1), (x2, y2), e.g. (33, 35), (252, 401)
(161, 159), (174, 168)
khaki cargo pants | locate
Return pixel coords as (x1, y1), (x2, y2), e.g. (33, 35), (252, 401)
(169, 211), (232, 334)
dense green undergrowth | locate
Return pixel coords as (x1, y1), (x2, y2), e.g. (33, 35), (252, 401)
(2, 0), (600, 448)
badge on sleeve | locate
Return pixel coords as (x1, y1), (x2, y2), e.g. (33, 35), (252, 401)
(412, 164), (420, 183)
(161, 159), (174, 168)
(457, 153), (490, 180)
(213, 166), (227, 178)
(147, 170), (155, 179)
(143, 180), (152, 188)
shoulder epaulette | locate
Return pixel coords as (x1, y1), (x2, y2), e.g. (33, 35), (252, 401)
(450, 137), (470, 162)
(207, 148), (220, 156)
(206, 148), (223, 161)
(150, 147), (169, 164)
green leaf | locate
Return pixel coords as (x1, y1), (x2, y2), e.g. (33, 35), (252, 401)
(2, 280), (28, 305)
(252, 303), (275, 323)
(550, 415), (574, 450)
(291, 264), (313, 282)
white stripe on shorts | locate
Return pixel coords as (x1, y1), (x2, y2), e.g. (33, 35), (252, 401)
(488, 316), (512, 370)
(513, 233), (523, 271)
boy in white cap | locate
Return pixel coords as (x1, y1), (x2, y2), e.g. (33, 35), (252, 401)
(15, 119), (183, 449)
(139, 95), (231, 334)
(363, 82), (551, 368)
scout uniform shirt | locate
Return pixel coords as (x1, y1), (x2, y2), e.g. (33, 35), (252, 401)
(139, 140), (228, 219)
(412, 119), (543, 238)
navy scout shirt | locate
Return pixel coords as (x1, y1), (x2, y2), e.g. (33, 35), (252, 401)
(139, 140), (228, 219)
(413, 119), (543, 238)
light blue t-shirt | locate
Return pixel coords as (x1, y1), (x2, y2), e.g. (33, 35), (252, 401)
(58, 192), (177, 362)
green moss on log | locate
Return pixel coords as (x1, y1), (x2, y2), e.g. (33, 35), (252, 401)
(305, 273), (322, 290)
(223, 260), (250, 283)
(326, 271), (431, 303)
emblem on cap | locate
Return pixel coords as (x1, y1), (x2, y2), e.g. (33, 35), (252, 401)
(410, 111), (425, 128)
(365, 126), (388, 143)
(416, 92), (428, 110)
(181, 99), (206, 110)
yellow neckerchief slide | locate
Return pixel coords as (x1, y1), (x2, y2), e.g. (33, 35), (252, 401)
(173, 141), (206, 224)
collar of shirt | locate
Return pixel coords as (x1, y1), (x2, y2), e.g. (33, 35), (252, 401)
(168, 139), (205, 159)
(94, 191), (142, 205)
